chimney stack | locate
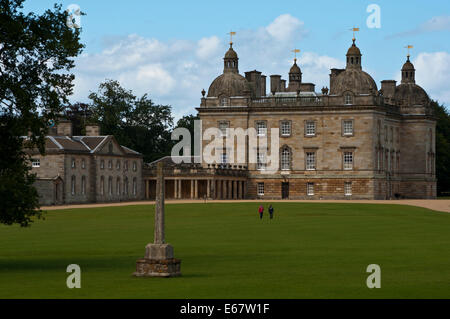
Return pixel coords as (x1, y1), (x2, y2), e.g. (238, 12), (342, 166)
(56, 120), (73, 137)
(85, 125), (100, 136)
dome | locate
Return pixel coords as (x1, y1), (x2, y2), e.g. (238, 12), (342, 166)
(330, 69), (378, 95)
(394, 83), (429, 106)
(224, 46), (238, 59)
(289, 60), (301, 74)
(347, 44), (361, 56)
(207, 72), (251, 97)
(402, 58), (415, 71)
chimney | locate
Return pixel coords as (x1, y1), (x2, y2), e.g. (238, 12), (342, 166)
(280, 79), (286, 92)
(261, 75), (266, 96)
(381, 80), (397, 98)
(329, 68), (345, 94)
(85, 125), (100, 136)
(245, 70), (262, 98)
(300, 83), (315, 92)
(56, 120), (73, 137)
(270, 75), (281, 94)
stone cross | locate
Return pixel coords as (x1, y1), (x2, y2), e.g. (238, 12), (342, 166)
(134, 161), (181, 277)
(154, 161), (165, 244)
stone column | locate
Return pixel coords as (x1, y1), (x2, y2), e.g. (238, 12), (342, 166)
(237, 180), (241, 199)
(134, 161), (181, 277)
(190, 180), (194, 199)
(223, 180), (227, 199)
(233, 181), (237, 199)
(217, 180), (222, 199)
(228, 180), (232, 199)
(194, 179), (198, 198)
(207, 179), (211, 198)
(174, 179), (178, 200)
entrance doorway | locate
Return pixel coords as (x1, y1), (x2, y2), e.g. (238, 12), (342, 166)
(281, 182), (289, 199)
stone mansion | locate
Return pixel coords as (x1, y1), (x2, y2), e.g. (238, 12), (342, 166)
(144, 37), (436, 200)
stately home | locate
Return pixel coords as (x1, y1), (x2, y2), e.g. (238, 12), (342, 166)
(143, 37), (436, 200)
(29, 120), (143, 205)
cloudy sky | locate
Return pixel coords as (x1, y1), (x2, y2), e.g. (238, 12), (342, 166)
(24, 0), (450, 119)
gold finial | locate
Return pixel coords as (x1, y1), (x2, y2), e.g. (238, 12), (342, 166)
(349, 27), (360, 42)
(405, 45), (414, 59)
(291, 49), (300, 62)
(228, 31), (236, 45)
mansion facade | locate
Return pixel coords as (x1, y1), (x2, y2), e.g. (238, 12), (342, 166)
(144, 37), (436, 200)
(29, 120), (143, 205)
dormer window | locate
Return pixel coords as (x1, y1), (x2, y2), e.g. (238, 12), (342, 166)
(344, 93), (353, 105)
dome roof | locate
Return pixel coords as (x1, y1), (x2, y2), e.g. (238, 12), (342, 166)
(402, 58), (415, 71)
(224, 46), (238, 59)
(347, 40), (361, 56)
(207, 72), (251, 97)
(330, 69), (378, 95)
(289, 60), (301, 74)
(394, 83), (429, 106)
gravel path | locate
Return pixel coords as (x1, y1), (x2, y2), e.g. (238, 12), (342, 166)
(41, 199), (450, 213)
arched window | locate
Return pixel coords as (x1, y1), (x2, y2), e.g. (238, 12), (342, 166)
(108, 177), (112, 196)
(280, 146), (291, 170)
(124, 177), (129, 195)
(81, 176), (86, 195)
(133, 177), (137, 196)
(351, 57), (354, 64)
(116, 177), (121, 195)
(100, 176), (104, 195)
(71, 176), (76, 195)
(356, 57), (359, 64)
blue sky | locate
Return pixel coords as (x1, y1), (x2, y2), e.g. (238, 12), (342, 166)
(23, 0), (450, 118)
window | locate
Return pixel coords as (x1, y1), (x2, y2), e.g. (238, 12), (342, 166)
(71, 158), (76, 168)
(306, 152), (316, 170)
(81, 176), (86, 195)
(116, 160), (121, 170)
(32, 159), (40, 168)
(305, 121), (316, 136)
(343, 120), (354, 136)
(256, 121), (267, 136)
(281, 147), (291, 170)
(307, 182), (314, 196)
(100, 160), (104, 169)
(390, 127), (393, 143)
(108, 177), (112, 195)
(344, 93), (353, 105)
(124, 177), (129, 195)
(343, 152), (353, 170)
(124, 161), (128, 171)
(133, 177), (137, 196)
(116, 177), (121, 195)
(344, 182), (352, 196)
(100, 176), (104, 195)
(257, 182), (264, 196)
(108, 160), (112, 169)
(220, 97), (229, 106)
(219, 122), (229, 137)
(257, 152), (266, 170)
(133, 161), (137, 172)
(71, 176), (76, 195)
(81, 159), (85, 169)
(384, 125), (388, 142)
(281, 121), (291, 136)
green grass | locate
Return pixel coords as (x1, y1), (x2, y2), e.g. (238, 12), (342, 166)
(0, 202), (449, 298)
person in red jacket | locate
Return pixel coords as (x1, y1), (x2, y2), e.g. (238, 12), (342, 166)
(258, 205), (264, 219)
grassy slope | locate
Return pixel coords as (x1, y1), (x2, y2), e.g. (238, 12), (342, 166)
(0, 203), (449, 298)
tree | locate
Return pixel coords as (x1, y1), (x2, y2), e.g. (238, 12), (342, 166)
(432, 100), (450, 196)
(88, 79), (174, 162)
(63, 102), (92, 136)
(0, 0), (84, 226)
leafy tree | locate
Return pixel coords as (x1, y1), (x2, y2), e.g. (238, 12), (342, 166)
(63, 102), (92, 136)
(88, 79), (174, 162)
(432, 100), (450, 196)
(0, 0), (84, 226)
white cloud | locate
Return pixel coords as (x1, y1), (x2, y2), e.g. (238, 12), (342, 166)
(69, 14), (347, 119)
(387, 15), (450, 38)
(413, 52), (450, 105)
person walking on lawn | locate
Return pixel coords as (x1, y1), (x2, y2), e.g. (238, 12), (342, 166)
(258, 205), (264, 219)
(268, 204), (274, 219)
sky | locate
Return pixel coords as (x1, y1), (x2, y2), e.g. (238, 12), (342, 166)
(22, 0), (450, 119)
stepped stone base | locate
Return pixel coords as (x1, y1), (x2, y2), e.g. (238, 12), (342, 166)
(133, 243), (181, 277)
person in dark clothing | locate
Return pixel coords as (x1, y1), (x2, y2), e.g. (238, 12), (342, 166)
(258, 205), (264, 219)
(268, 204), (274, 219)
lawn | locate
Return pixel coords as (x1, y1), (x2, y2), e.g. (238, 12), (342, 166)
(0, 202), (449, 298)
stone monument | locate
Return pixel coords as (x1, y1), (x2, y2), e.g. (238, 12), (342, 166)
(134, 162), (181, 277)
